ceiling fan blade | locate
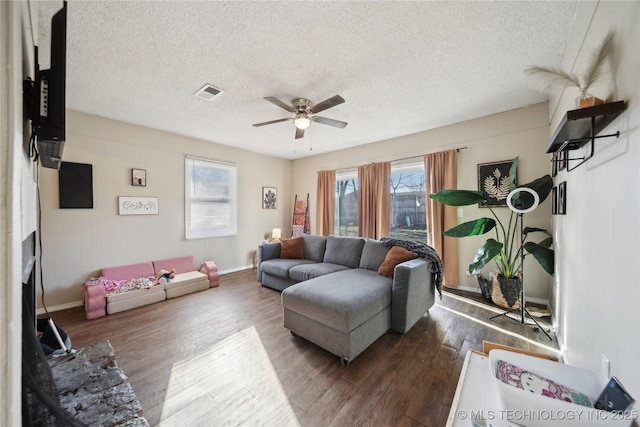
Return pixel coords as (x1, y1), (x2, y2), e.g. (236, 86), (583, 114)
(313, 116), (348, 129)
(252, 118), (291, 127)
(309, 95), (345, 114)
(264, 97), (295, 113)
(295, 127), (305, 139)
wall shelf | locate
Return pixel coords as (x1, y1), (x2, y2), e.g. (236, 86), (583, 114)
(546, 101), (626, 171)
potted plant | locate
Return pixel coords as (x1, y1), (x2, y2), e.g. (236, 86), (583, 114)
(524, 31), (615, 109)
(429, 157), (554, 308)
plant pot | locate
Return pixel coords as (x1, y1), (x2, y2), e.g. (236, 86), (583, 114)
(576, 93), (605, 109)
(491, 270), (521, 309)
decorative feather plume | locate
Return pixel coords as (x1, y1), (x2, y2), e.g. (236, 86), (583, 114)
(524, 66), (581, 94)
(524, 31), (616, 95)
(582, 31), (615, 91)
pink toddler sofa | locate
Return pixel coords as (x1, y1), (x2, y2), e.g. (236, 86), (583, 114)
(84, 256), (219, 320)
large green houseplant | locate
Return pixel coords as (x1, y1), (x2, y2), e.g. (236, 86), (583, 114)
(429, 158), (554, 307)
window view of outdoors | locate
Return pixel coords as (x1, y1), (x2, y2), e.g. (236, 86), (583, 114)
(389, 167), (427, 244)
(334, 176), (358, 236)
(334, 165), (427, 243)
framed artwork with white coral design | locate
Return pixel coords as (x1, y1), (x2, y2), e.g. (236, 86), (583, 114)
(477, 159), (517, 208)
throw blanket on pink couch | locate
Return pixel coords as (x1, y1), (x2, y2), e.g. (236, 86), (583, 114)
(84, 276), (159, 297)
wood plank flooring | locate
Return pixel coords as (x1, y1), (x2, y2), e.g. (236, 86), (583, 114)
(51, 269), (559, 427)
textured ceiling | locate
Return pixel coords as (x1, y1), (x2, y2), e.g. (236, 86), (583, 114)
(37, 1), (578, 160)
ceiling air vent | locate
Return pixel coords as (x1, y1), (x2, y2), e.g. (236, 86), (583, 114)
(194, 84), (223, 101)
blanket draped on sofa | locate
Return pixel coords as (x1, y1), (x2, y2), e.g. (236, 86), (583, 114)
(380, 237), (443, 298)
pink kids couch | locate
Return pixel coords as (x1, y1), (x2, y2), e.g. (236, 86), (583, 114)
(84, 256), (219, 320)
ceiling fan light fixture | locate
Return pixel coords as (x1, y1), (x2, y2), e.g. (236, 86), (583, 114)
(294, 114), (311, 130)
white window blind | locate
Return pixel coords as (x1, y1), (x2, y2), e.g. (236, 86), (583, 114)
(185, 157), (237, 239)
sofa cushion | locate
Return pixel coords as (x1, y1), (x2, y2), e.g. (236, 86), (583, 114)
(378, 246), (419, 277)
(301, 234), (327, 263)
(101, 262), (155, 281)
(323, 236), (365, 268)
(261, 258), (315, 278)
(359, 239), (391, 271)
(107, 283), (165, 303)
(153, 256), (195, 275)
(165, 270), (208, 288)
(281, 237), (304, 259)
(282, 269), (392, 332)
(164, 271), (210, 299)
(289, 263), (350, 282)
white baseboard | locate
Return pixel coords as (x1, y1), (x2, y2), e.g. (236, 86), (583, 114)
(450, 284), (549, 307)
(36, 300), (84, 315)
(219, 265), (253, 275)
(37, 266), (255, 314)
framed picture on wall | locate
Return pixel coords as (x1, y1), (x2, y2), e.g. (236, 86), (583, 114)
(262, 187), (277, 209)
(132, 168), (146, 186)
(558, 181), (567, 215)
(477, 159), (516, 207)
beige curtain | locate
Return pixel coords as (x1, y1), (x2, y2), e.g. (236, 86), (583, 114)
(358, 162), (390, 239)
(316, 170), (336, 236)
(424, 150), (458, 287)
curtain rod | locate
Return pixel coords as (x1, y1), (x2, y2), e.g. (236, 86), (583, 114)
(334, 147), (468, 173)
(388, 147), (468, 163)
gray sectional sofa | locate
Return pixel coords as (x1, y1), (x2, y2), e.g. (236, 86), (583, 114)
(257, 235), (437, 364)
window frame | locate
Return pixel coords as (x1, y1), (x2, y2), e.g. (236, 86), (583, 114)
(185, 156), (237, 239)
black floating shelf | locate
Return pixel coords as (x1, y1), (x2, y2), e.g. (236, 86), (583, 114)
(546, 100), (627, 154)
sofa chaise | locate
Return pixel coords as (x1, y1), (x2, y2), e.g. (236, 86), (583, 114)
(257, 235), (441, 364)
(83, 256), (219, 320)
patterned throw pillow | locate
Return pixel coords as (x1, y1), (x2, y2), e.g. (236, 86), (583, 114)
(378, 246), (418, 278)
(280, 237), (304, 259)
(496, 359), (593, 408)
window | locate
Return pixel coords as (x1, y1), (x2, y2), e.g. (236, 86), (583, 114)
(333, 162), (426, 242)
(334, 170), (358, 236)
(185, 157), (237, 239)
(389, 162), (426, 243)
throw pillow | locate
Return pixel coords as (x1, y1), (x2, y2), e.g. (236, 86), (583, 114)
(495, 360), (593, 408)
(378, 246), (418, 278)
(280, 237), (304, 259)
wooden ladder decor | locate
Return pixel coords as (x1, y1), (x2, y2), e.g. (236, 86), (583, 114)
(291, 193), (310, 237)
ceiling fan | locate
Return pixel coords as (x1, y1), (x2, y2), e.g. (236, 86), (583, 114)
(253, 95), (348, 139)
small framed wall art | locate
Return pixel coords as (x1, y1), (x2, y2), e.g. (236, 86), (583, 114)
(132, 168), (146, 186)
(118, 196), (158, 215)
(557, 181), (567, 215)
(262, 187), (277, 209)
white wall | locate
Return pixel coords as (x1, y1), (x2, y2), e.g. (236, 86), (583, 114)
(291, 103), (553, 301)
(1, 2), (38, 425)
(37, 111), (292, 310)
(550, 1), (640, 399)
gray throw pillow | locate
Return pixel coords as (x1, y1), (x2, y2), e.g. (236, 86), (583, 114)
(323, 236), (365, 268)
(359, 239), (390, 271)
(301, 235), (327, 263)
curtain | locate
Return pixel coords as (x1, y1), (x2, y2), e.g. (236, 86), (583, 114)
(316, 170), (335, 236)
(358, 162), (390, 239)
(424, 150), (458, 287)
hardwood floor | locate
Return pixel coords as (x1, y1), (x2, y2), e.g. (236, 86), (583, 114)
(52, 269), (559, 426)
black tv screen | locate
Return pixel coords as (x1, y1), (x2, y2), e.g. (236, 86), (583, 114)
(39, 2), (66, 143)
